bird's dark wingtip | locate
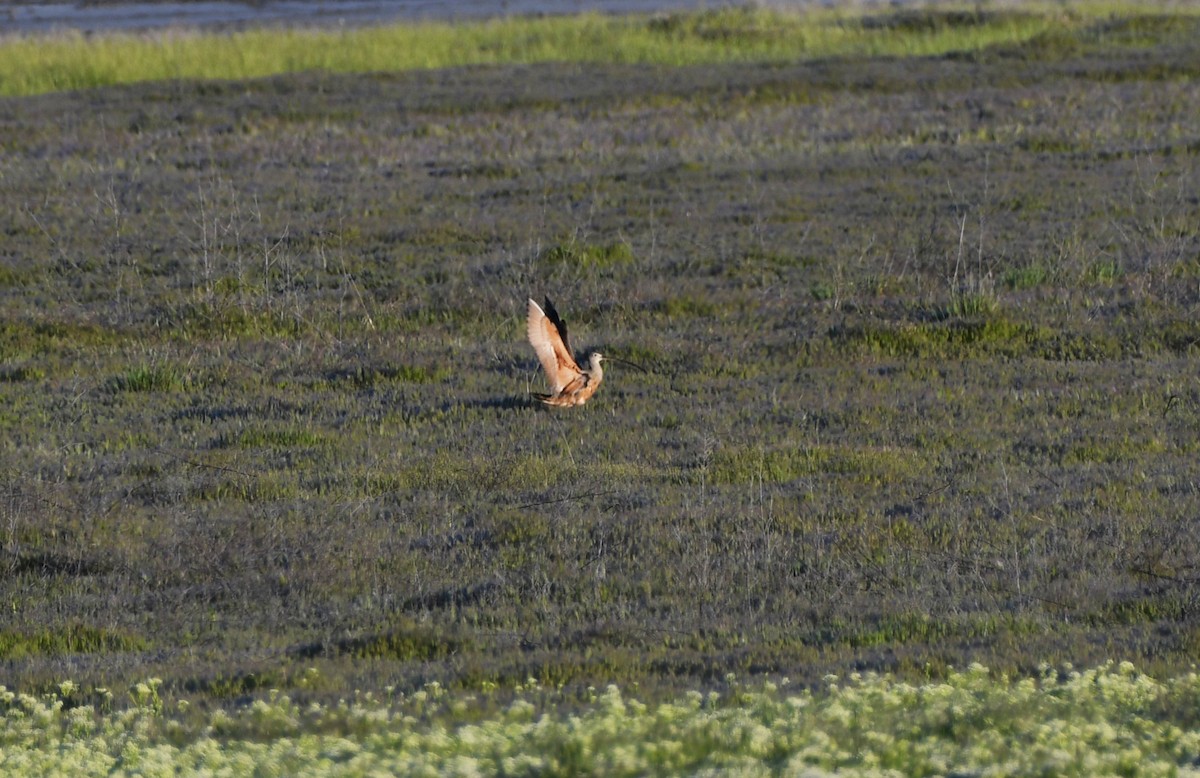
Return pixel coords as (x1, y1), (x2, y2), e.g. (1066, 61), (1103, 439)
(541, 296), (572, 355)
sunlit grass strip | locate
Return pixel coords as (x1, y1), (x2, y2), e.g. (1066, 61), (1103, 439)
(0, 4), (1175, 98)
(5, 663), (1200, 775)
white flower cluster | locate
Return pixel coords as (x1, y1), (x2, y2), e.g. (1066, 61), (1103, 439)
(3, 661), (1200, 776)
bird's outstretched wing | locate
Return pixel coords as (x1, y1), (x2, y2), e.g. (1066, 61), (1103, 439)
(541, 296), (572, 357)
(527, 297), (582, 394)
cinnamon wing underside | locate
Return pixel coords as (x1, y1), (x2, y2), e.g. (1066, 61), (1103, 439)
(527, 298), (582, 394)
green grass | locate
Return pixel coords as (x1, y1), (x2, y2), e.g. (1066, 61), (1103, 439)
(544, 240), (636, 270)
(109, 362), (190, 393)
(710, 443), (925, 486)
(0, 625), (147, 661)
(2, 4), (1198, 97)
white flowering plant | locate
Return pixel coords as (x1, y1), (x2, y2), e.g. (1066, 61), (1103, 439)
(3, 661), (1200, 776)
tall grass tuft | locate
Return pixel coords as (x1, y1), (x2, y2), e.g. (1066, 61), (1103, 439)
(109, 363), (189, 393)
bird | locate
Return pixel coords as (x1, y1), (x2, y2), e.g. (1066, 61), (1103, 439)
(525, 296), (642, 407)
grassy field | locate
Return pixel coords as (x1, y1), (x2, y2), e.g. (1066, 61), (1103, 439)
(2, 3), (1199, 97)
(3, 2), (1200, 770)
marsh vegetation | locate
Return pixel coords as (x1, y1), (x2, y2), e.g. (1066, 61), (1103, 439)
(2, 5), (1200, 767)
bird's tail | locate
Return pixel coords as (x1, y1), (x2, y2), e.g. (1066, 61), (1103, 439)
(531, 392), (574, 407)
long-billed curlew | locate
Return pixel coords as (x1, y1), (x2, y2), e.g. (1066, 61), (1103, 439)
(526, 296), (642, 407)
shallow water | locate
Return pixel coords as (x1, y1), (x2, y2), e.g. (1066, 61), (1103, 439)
(0, 0), (740, 35)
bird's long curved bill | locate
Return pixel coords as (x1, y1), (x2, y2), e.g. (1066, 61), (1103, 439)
(605, 355), (647, 372)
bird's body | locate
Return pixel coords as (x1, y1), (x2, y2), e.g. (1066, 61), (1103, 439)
(526, 297), (605, 407)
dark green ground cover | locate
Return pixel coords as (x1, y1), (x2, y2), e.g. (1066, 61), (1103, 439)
(2, 9), (1200, 706)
